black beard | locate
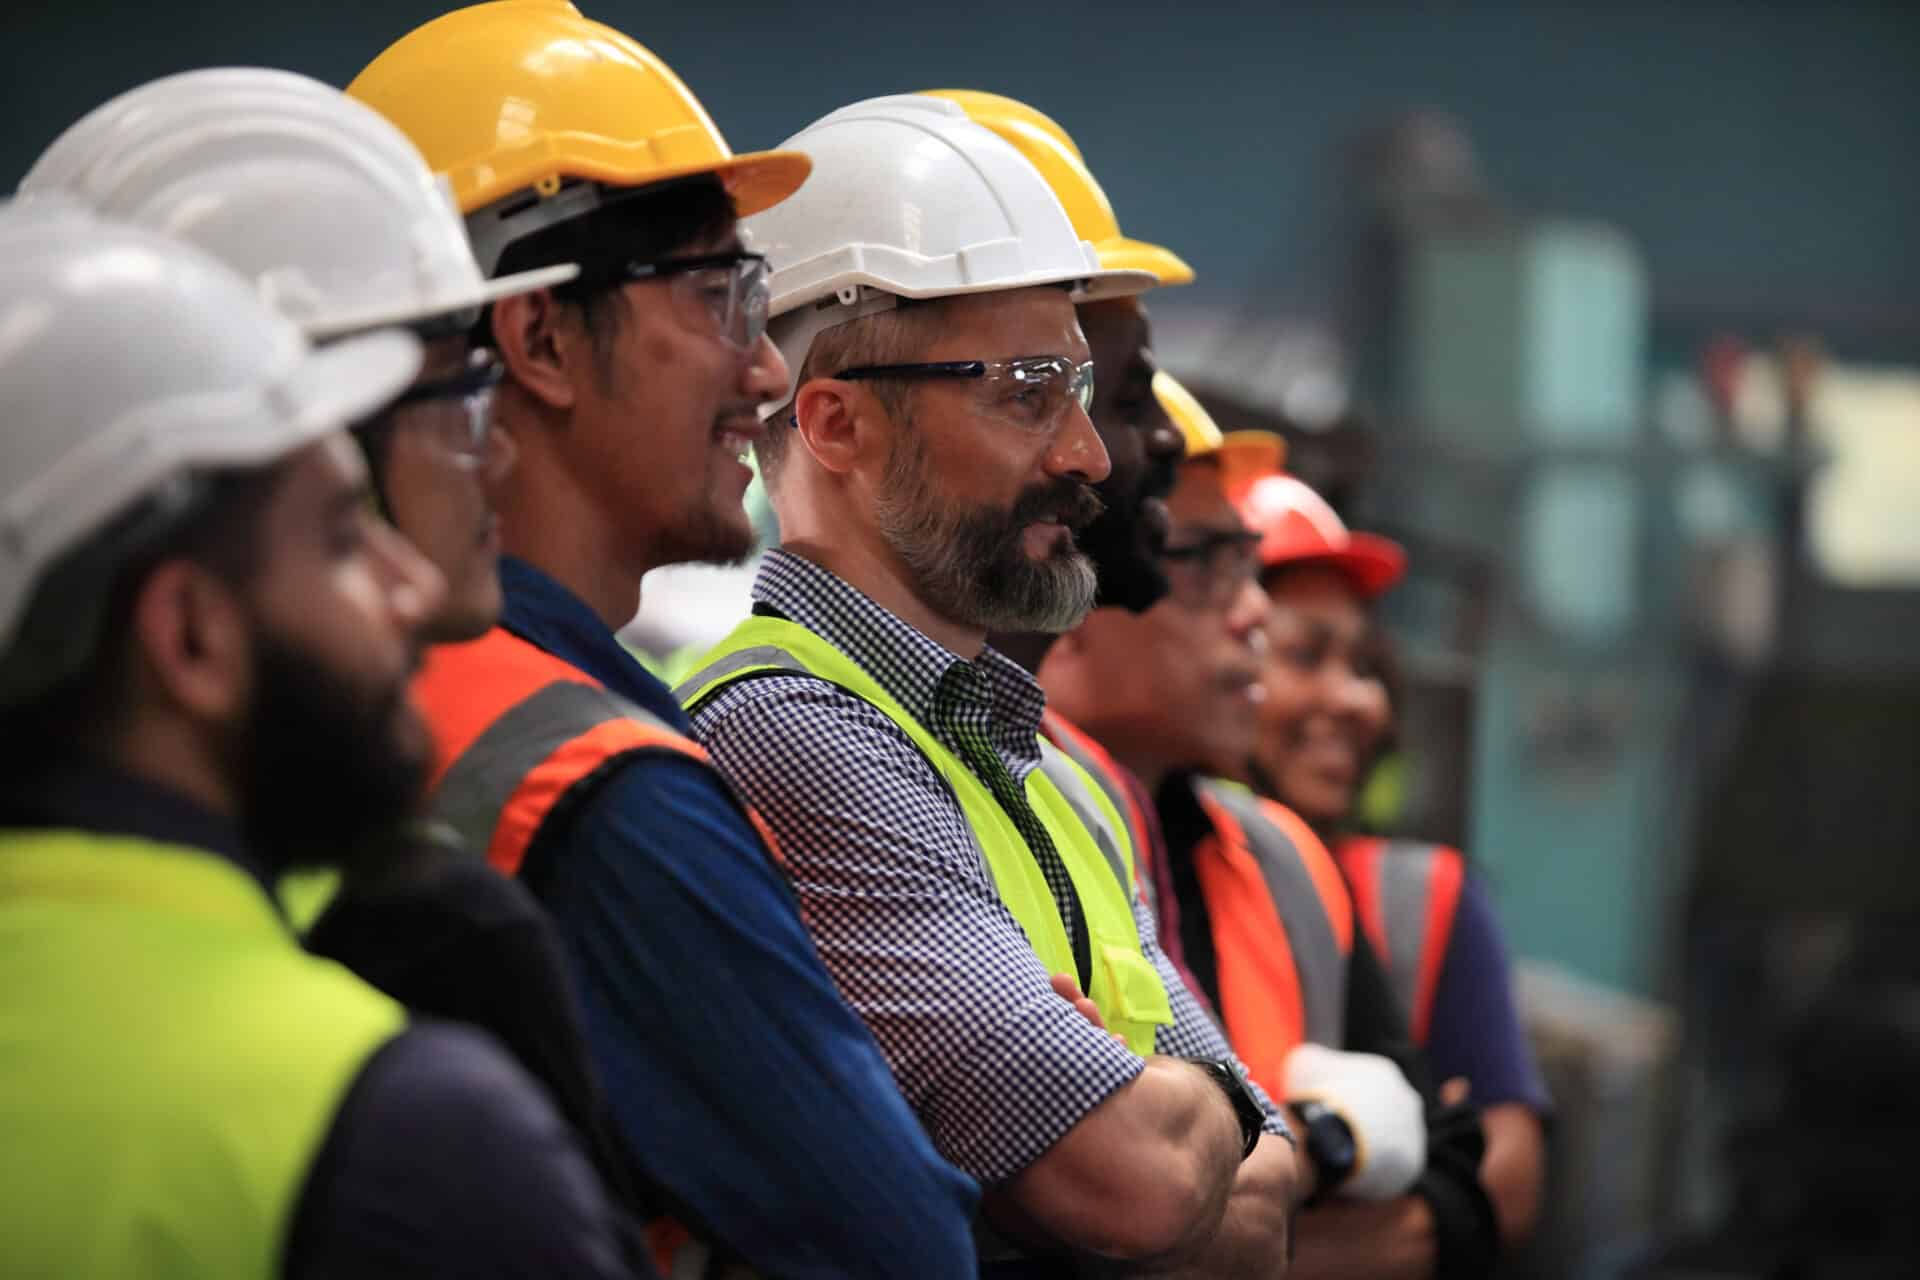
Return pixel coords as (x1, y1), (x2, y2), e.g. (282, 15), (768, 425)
(229, 625), (429, 880)
(1081, 452), (1179, 615)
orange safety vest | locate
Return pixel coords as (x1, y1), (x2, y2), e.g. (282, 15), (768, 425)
(410, 626), (778, 1280)
(1335, 837), (1465, 1047)
(413, 627), (780, 878)
(1188, 780), (1354, 1100)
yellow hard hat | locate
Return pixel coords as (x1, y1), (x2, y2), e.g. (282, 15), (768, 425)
(349, 1), (810, 220)
(1153, 371), (1225, 456)
(926, 90), (1086, 162)
(921, 89), (1193, 287)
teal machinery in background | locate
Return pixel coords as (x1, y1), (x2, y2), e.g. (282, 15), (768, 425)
(1370, 221), (1786, 999)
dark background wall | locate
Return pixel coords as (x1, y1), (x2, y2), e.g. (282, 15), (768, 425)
(6, 0), (1917, 354)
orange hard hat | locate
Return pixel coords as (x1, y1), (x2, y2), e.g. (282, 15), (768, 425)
(1216, 429), (1287, 495)
(1236, 471), (1406, 598)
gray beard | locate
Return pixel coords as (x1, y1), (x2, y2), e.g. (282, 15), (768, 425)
(874, 427), (1100, 636)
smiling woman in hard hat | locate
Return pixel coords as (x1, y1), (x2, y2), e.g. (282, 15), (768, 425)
(1236, 455), (1552, 1264)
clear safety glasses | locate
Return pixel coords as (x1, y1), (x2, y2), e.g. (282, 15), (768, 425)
(386, 349), (506, 470)
(835, 356), (1096, 434)
(1161, 528), (1264, 611)
(581, 251), (772, 352)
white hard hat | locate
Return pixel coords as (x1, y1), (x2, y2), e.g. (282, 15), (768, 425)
(19, 69), (577, 340)
(19, 68), (346, 194)
(745, 94), (1155, 396)
(0, 201), (422, 698)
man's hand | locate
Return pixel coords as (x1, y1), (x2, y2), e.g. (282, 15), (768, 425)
(1052, 973), (1124, 1042)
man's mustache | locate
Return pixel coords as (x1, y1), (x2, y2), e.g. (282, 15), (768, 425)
(1009, 479), (1106, 533)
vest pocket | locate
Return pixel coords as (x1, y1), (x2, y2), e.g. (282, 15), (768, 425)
(1100, 942), (1175, 1031)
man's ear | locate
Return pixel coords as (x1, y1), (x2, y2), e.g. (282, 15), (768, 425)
(128, 561), (252, 724)
(793, 379), (884, 477)
(491, 290), (579, 412)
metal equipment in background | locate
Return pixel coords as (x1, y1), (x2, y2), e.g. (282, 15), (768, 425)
(1156, 111), (1920, 1276)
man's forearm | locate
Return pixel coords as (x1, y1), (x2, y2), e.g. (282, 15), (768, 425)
(1479, 1103), (1546, 1247)
(1008, 1054), (1246, 1264)
(1151, 1133), (1296, 1279)
(1133, 1055), (1253, 1263)
(1289, 1197), (1434, 1280)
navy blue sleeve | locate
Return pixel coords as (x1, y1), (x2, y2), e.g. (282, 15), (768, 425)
(1422, 874), (1552, 1113)
(534, 753), (980, 1280)
(287, 1023), (644, 1279)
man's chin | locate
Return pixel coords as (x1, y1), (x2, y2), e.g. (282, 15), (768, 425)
(658, 515), (757, 570)
(422, 591), (502, 646)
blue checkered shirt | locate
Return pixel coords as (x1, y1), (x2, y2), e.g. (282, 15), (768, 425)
(687, 549), (1289, 1184)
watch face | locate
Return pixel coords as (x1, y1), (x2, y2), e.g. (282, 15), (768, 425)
(1301, 1104), (1357, 1181)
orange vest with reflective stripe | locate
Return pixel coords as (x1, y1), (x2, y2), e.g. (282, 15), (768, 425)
(411, 626), (775, 1279)
(1188, 779), (1354, 1100)
(413, 627), (780, 879)
(1335, 837), (1465, 1047)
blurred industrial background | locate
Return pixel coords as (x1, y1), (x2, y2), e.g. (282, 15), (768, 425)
(8, 1), (1917, 1274)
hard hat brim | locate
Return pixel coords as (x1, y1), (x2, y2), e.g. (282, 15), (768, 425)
(1096, 236), (1195, 288)
(766, 262), (1155, 321)
(302, 262), (582, 342)
(711, 149), (815, 218)
(279, 328), (425, 445)
(1152, 370), (1223, 455)
(1262, 533), (1408, 600)
(461, 145), (813, 223)
(1075, 265), (1160, 302)
(814, 263), (1156, 305)
(1217, 430), (1288, 495)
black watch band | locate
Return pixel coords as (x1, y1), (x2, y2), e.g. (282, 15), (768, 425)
(1183, 1057), (1264, 1161)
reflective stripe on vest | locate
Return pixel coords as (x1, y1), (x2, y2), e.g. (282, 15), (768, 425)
(1041, 708), (1154, 910)
(1335, 837), (1465, 1046)
(677, 620), (1173, 1057)
(0, 831), (404, 1278)
(414, 628), (711, 876)
(1190, 779), (1353, 1098)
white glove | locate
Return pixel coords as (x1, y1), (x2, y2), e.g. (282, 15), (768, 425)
(1285, 1042), (1426, 1201)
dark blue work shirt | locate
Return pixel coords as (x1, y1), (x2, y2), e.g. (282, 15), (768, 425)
(495, 557), (980, 1280)
(1422, 873), (1553, 1115)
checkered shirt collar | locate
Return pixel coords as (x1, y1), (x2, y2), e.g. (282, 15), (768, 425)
(752, 549), (1049, 773)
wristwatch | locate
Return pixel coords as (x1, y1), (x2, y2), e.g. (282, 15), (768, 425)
(1292, 1099), (1358, 1204)
(1183, 1057), (1265, 1161)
